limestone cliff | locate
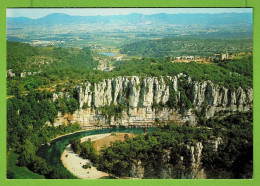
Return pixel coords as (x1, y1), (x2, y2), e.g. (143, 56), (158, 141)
(52, 74), (253, 127)
(163, 142), (206, 179)
(131, 137), (223, 179)
(96, 59), (110, 71)
(130, 161), (145, 178)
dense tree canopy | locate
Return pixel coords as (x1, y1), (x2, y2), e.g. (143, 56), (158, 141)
(120, 37), (252, 57)
(7, 89), (81, 179)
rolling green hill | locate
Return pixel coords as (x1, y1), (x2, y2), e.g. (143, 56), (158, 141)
(120, 37), (253, 57)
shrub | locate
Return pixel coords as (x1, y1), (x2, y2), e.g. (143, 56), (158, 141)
(29, 156), (50, 175)
(82, 163), (92, 169)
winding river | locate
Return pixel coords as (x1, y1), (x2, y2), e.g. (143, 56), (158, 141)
(36, 127), (155, 177)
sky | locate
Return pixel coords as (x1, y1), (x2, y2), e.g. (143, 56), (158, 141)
(7, 8), (252, 19)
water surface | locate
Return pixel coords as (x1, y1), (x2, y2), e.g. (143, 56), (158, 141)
(99, 52), (118, 56)
(37, 127), (155, 168)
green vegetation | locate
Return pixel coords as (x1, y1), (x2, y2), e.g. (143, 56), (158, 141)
(216, 56), (253, 77)
(7, 89), (81, 149)
(55, 97), (79, 115)
(7, 88), (81, 179)
(113, 57), (252, 89)
(82, 163), (92, 169)
(7, 41), (98, 95)
(79, 139), (99, 163)
(7, 41), (97, 74)
(7, 121), (81, 179)
(7, 41), (39, 72)
(177, 76), (192, 109)
(97, 104), (127, 119)
(164, 77), (177, 109)
(69, 111), (252, 179)
(71, 139), (99, 164)
(200, 111), (253, 178)
(100, 176), (117, 179)
(120, 37), (252, 57)
(7, 41), (253, 98)
(47, 165), (76, 179)
(7, 151), (45, 179)
(71, 122), (214, 178)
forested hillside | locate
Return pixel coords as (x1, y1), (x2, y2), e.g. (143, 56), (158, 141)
(120, 37), (253, 57)
(112, 57), (253, 89)
(7, 41), (97, 73)
(7, 41), (99, 95)
(7, 41), (253, 98)
(7, 90), (81, 179)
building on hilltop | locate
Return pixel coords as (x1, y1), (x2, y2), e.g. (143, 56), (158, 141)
(210, 53), (229, 61)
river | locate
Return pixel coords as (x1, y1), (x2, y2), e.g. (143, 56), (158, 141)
(36, 127), (155, 174)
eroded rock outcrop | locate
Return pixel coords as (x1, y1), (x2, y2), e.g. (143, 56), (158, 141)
(52, 74), (253, 127)
(130, 161), (145, 179)
(159, 137), (223, 179)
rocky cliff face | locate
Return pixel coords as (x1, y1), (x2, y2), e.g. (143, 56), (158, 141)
(130, 161), (145, 178)
(96, 59), (109, 71)
(158, 137), (224, 179)
(173, 142), (205, 179)
(52, 74), (253, 127)
(96, 58), (114, 71)
(126, 137), (223, 179)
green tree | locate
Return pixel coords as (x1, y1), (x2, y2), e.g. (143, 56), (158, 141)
(18, 140), (36, 166)
(29, 156), (50, 175)
(70, 139), (81, 154)
(47, 165), (73, 179)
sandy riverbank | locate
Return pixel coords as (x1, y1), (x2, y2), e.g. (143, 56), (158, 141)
(61, 133), (134, 179)
(61, 133), (110, 179)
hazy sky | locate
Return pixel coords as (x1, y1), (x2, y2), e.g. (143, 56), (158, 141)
(7, 8), (252, 19)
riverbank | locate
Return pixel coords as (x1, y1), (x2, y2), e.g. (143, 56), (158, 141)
(61, 133), (135, 179)
(49, 125), (151, 143)
(49, 128), (91, 143)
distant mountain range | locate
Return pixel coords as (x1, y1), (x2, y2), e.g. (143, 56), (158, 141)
(7, 12), (253, 26)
